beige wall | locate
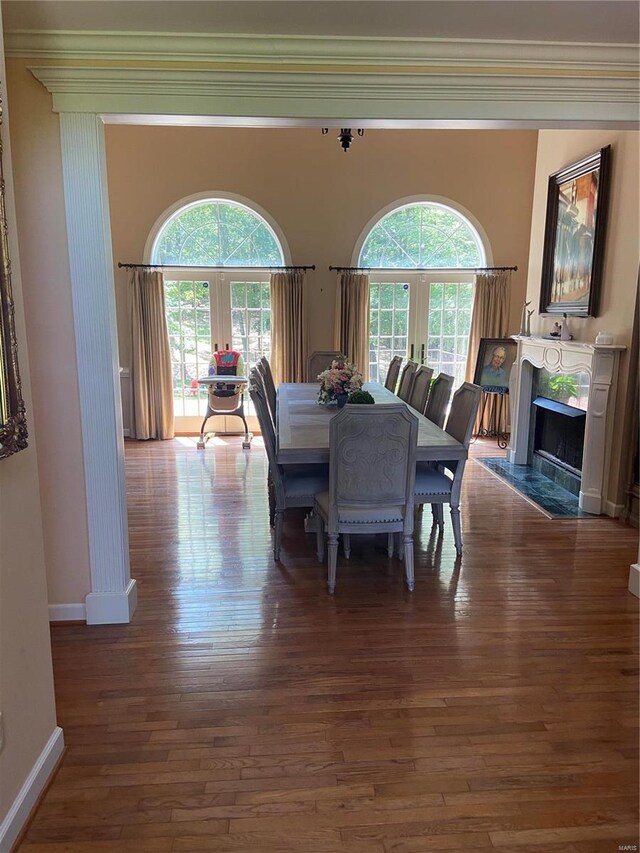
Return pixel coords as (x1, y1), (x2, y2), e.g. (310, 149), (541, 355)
(105, 126), (539, 373)
(0, 28), (58, 829)
(525, 130), (639, 508)
(6, 57), (92, 605)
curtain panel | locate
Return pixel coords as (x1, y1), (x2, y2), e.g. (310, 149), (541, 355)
(270, 271), (307, 384)
(129, 269), (175, 440)
(464, 270), (510, 434)
(334, 272), (370, 380)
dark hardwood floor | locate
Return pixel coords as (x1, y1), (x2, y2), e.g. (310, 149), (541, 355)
(19, 437), (639, 852)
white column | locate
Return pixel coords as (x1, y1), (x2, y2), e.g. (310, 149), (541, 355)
(59, 113), (136, 624)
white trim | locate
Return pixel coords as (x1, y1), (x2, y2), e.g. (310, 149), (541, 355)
(59, 113), (136, 625)
(0, 727), (64, 852)
(629, 563), (640, 598)
(28, 66), (639, 124)
(352, 195), (492, 268)
(143, 191), (291, 265)
(603, 500), (625, 518)
(48, 603), (86, 622)
(7, 30), (639, 72)
(85, 579), (138, 625)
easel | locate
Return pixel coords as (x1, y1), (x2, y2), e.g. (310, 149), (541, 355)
(473, 388), (510, 449)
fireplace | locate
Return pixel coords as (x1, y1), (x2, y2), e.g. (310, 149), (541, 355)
(508, 336), (625, 516)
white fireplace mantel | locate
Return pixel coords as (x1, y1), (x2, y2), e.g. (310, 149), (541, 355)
(508, 335), (626, 516)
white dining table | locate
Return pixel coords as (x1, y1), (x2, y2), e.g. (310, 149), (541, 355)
(276, 382), (465, 465)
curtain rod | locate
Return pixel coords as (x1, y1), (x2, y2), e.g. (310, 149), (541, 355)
(329, 265), (517, 273)
(118, 262), (316, 271)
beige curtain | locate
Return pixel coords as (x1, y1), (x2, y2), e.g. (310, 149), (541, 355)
(465, 271), (510, 434)
(334, 272), (370, 380)
(129, 269), (174, 439)
(270, 271), (307, 384)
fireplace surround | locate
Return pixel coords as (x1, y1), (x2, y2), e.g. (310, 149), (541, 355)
(508, 336), (625, 515)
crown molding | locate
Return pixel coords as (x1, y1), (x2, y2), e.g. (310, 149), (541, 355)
(7, 29), (640, 74)
(28, 65), (639, 124)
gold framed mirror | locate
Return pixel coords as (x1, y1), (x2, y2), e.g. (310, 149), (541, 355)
(0, 98), (28, 459)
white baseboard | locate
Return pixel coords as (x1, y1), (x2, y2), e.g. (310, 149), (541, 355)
(85, 578), (137, 625)
(123, 428), (130, 437)
(603, 500), (625, 518)
(629, 563), (640, 598)
(48, 603), (86, 622)
(0, 726), (64, 852)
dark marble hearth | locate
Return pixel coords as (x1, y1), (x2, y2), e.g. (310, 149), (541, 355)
(477, 457), (597, 518)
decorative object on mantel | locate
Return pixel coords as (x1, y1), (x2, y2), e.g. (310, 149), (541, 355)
(525, 308), (534, 337)
(539, 145), (611, 318)
(317, 359), (363, 406)
(595, 330), (614, 345)
(548, 321), (562, 338)
(518, 299), (531, 335)
(560, 312), (572, 341)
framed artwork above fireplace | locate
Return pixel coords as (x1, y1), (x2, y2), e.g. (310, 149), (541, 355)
(539, 145), (611, 318)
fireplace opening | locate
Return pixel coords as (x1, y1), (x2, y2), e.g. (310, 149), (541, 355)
(532, 397), (586, 476)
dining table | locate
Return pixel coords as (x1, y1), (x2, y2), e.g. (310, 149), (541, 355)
(276, 381), (466, 465)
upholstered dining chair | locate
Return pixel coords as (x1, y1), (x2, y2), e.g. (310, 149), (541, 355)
(424, 372), (455, 428)
(414, 382), (482, 554)
(397, 360), (418, 403)
(257, 357), (277, 425)
(314, 404), (418, 594)
(306, 351), (346, 382)
(249, 380), (328, 560)
(407, 365), (434, 415)
(384, 355), (403, 392)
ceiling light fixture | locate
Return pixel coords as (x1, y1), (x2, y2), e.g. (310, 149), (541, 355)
(322, 127), (364, 152)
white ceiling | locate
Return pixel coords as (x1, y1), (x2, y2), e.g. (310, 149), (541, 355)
(3, 0), (639, 44)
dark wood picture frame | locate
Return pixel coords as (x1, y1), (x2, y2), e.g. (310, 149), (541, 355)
(472, 337), (517, 394)
(539, 145), (611, 317)
(0, 99), (28, 459)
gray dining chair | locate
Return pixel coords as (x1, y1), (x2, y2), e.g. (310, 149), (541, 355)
(384, 355), (403, 392)
(249, 380), (328, 560)
(306, 351), (346, 382)
(407, 365), (434, 415)
(256, 357), (277, 425)
(424, 372), (455, 428)
(414, 382), (482, 554)
(314, 404), (418, 594)
(397, 360), (418, 403)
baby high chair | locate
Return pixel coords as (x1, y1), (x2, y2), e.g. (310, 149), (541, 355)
(196, 348), (251, 449)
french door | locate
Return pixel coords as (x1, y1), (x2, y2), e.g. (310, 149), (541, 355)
(164, 269), (271, 432)
(369, 272), (474, 390)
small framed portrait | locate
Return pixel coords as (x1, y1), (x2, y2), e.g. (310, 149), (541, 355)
(473, 338), (517, 394)
(539, 145), (611, 317)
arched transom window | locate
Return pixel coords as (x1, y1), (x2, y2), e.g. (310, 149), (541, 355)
(152, 199), (284, 267)
(358, 201), (488, 388)
(359, 202), (485, 269)
(150, 198), (285, 420)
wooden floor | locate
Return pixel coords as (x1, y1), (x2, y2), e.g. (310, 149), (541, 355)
(20, 437), (639, 852)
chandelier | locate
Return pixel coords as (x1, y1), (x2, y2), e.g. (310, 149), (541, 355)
(321, 127), (365, 152)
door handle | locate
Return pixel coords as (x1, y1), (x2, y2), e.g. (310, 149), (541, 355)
(421, 343), (425, 364)
(410, 344), (414, 361)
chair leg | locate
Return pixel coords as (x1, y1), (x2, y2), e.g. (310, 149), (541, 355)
(432, 503), (444, 531)
(316, 518), (325, 563)
(268, 476), (276, 527)
(274, 510), (284, 561)
(328, 534), (339, 594)
(396, 533), (404, 561)
(450, 505), (463, 554)
(387, 532), (394, 558)
(343, 534), (351, 559)
(403, 535), (415, 591)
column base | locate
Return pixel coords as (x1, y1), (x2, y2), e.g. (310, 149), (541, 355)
(85, 578), (137, 625)
(629, 564), (640, 598)
(579, 490), (602, 515)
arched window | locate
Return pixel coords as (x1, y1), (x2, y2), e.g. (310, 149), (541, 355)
(357, 200), (489, 388)
(149, 197), (286, 420)
(152, 199), (284, 267)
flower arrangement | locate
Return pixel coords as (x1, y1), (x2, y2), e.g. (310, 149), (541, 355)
(317, 359), (363, 405)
